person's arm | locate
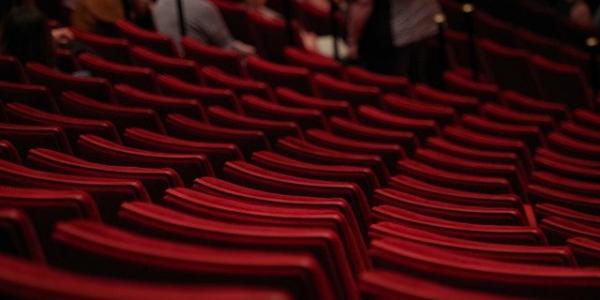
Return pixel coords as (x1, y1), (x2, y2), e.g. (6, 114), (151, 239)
(346, 0), (373, 59)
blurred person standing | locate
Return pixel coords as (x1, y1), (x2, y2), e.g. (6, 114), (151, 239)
(347, 0), (441, 82)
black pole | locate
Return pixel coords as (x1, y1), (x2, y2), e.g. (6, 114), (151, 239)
(463, 3), (479, 81)
(122, 0), (132, 21)
(176, 0), (186, 37)
(283, 0), (294, 45)
(587, 37), (599, 100)
(329, 0), (340, 61)
(435, 13), (447, 75)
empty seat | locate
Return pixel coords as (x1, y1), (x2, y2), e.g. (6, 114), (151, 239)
(360, 270), (523, 300)
(0, 208), (44, 262)
(224, 160), (370, 231)
(369, 222), (574, 266)
(381, 94), (456, 127)
(59, 91), (166, 134)
(573, 108), (600, 130)
(27, 148), (183, 202)
(528, 184), (600, 214)
(0, 140), (20, 163)
(156, 74), (241, 111)
(514, 28), (560, 61)
(373, 188), (524, 225)
(396, 159), (513, 195)
(192, 176), (365, 260)
(372, 206), (544, 245)
(275, 87), (353, 119)
(413, 84), (479, 112)
(478, 39), (540, 98)
(0, 252), (292, 300)
(251, 150), (379, 195)
(114, 84), (206, 120)
(532, 171), (600, 197)
(77, 134), (214, 186)
(475, 11), (515, 46)
(0, 55), (26, 82)
(276, 136), (389, 184)
(284, 47), (343, 77)
(78, 53), (155, 90)
(0, 159), (149, 224)
(0, 185), (101, 262)
(480, 102), (556, 132)
(115, 20), (178, 56)
(182, 37), (244, 76)
(305, 129), (405, 172)
(389, 175), (521, 209)
(560, 121), (600, 144)
(208, 106), (302, 144)
(461, 114), (543, 151)
(443, 70), (499, 102)
(541, 217), (600, 244)
(26, 63), (113, 102)
(240, 95), (327, 130)
(118, 202), (359, 300)
(537, 147), (600, 169)
(329, 117), (418, 155)
(53, 220), (336, 300)
(530, 55), (594, 109)
(5, 103), (121, 146)
(357, 105), (439, 141)
(548, 132), (600, 160)
(313, 73), (380, 105)
(123, 127), (243, 175)
(500, 90), (567, 121)
(567, 237), (600, 266)
(535, 152), (600, 181)
(131, 47), (200, 83)
(200, 66), (273, 100)
(0, 123), (72, 157)
(369, 238), (600, 298)
(165, 114), (270, 159)
(211, 0), (252, 44)
(246, 56), (312, 94)
(0, 81), (59, 113)
(247, 11), (289, 62)
(426, 136), (523, 168)
(72, 29), (131, 64)
(345, 66), (411, 95)
(535, 203), (600, 227)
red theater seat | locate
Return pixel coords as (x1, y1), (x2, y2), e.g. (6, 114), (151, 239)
(115, 20), (177, 56)
(246, 56), (313, 94)
(0, 81), (59, 113)
(0, 123), (72, 157)
(373, 188), (524, 225)
(77, 134), (214, 186)
(114, 84), (206, 120)
(4, 103), (121, 145)
(500, 90), (567, 121)
(156, 74), (241, 111)
(52, 220), (336, 300)
(165, 114), (270, 159)
(0, 140), (20, 163)
(0, 55), (26, 83)
(344, 66), (411, 95)
(118, 202), (359, 300)
(371, 206), (544, 245)
(130, 47), (200, 83)
(567, 237), (600, 266)
(73, 30), (132, 64)
(200, 66), (273, 100)
(329, 117), (417, 154)
(443, 71), (499, 102)
(370, 222), (574, 266)
(381, 94), (456, 127)
(536, 203), (600, 227)
(0, 159), (149, 224)
(369, 239), (600, 298)
(123, 127), (243, 175)
(78, 53), (155, 90)
(240, 95), (326, 130)
(541, 217), (600, 244)
(284, 47), (343, 77)
(276, 136), (390, 184)
(357, 105), (439, 141)
(208, 106), (302, 144)
(313, 73), (380, 105)
(413, 84), (479, 112)
(27, 148), (182, 203)
(182, 37), (244, 76)
(59, 92), (166, 134)
(0, 208), (44, 262)
(0, 252), (293, 300)
(275, 87), (353, 119)
(26, 63), (113, 102)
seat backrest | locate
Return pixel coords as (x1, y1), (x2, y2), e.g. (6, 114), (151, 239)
(73, 30), (132, 64)
(130, 47), (200, 83)
(115, 20), (178, 56)
(0, 55), (27, 83)
(0, 81), (59, 112)
(78, 53), (155, 90)
(181, 37), (244, 76)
